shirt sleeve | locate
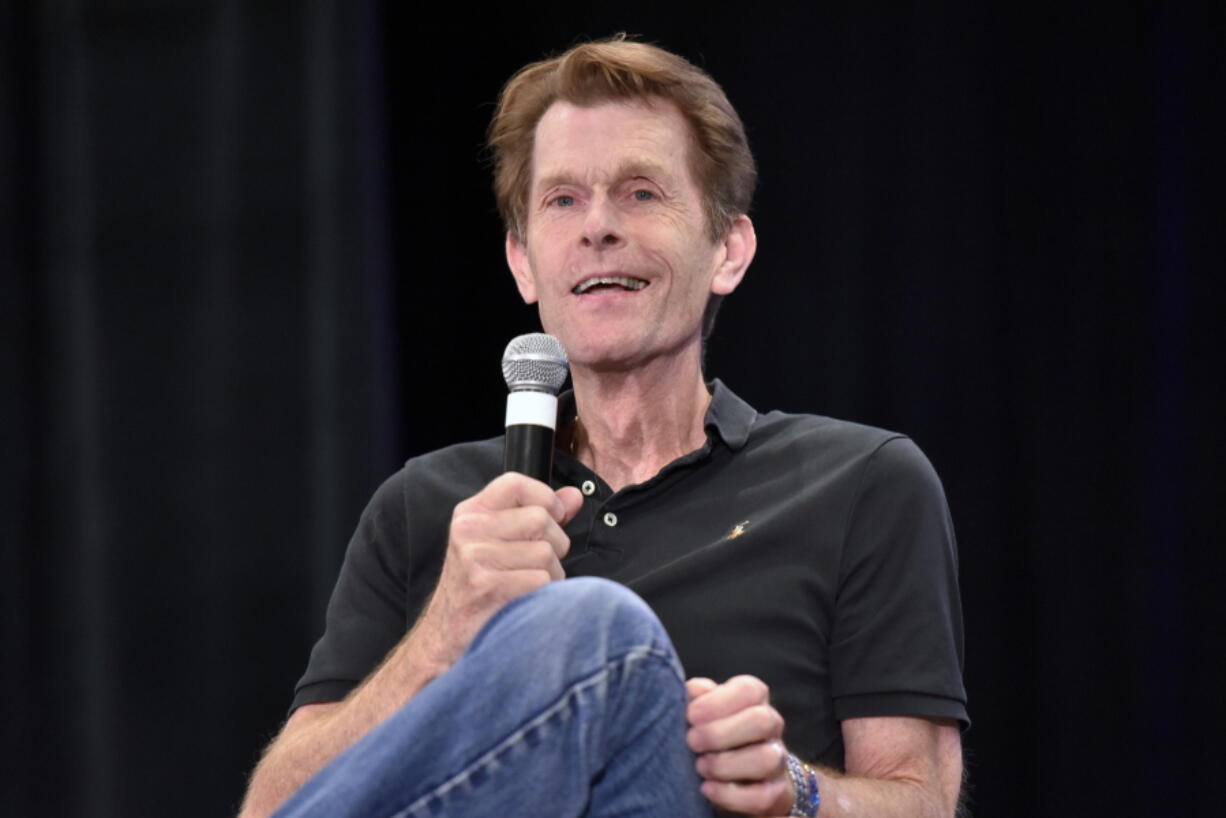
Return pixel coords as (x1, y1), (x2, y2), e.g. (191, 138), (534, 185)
(290, 469), (409, 713)
(830, 436), (969, 728)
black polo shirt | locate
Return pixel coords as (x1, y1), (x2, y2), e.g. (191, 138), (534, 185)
(293, 380), (968, 768)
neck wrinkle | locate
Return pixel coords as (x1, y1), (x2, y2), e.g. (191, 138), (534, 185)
(568, 347), (711, 492)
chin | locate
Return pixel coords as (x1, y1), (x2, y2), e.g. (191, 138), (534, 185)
(549, 325), (628, 359)
(558, 336), (640, 371)
(546, 322), (695, 372)
(573, 341), (699, 375)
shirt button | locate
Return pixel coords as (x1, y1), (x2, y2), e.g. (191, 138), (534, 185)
(581, 480), (596, 496)
(603, 512), (618, 527)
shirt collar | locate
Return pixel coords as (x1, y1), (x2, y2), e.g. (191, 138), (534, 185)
(704, 379), (757, 451)
(555, 377), (757, 453)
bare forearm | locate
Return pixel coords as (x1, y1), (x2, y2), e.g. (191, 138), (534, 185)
(805, 766), (952, 818)
(239, 625), (450, 818)
(795, 716), (962, 818)
(241, 477), (580, 817)
(240, 709), (357, 818)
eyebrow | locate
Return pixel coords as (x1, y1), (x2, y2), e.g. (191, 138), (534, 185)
(534, 160), (676, 196)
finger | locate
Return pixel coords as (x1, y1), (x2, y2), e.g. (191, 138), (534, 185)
(555, 485), (584, 524)
(687, 704), (784, 753)
(454, 506), (571, 557)
(686, 674), (770, 724)
(695, 739), (786, 782)
(686, 677), (718, 702)
(700, 777), (792, 818)
(472, 472), (566, 518)
(493, 545), (565, 582)
(464, 540), (565, 577)
(492, 567), (562, 600)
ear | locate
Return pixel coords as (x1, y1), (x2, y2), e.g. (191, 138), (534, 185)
(505, 231), (538, 304)
(710, 215), (757, 296)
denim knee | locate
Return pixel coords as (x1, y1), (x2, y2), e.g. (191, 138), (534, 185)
(466, 577), (678, 676)
(532, 576), (656, 625)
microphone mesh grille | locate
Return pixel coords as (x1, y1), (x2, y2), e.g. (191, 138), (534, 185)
(502, 333), (569, 394)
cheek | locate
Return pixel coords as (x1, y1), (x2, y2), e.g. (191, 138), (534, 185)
(525, 235), (574, 287)
(635, 222), (694, 266)
(665, 238), (721, 292)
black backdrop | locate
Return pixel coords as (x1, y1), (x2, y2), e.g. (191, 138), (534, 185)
(2, 1), (1222, 816)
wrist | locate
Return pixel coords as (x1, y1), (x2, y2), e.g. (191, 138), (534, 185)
(785, 753), (821, 816)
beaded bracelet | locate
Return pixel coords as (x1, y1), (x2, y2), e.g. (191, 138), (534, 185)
(785, 752), (821, 816)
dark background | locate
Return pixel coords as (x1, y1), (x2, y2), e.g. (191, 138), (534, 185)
(3, 1), (1222, 816)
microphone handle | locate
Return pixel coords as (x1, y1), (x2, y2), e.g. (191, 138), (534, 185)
(504, 424), (555, 482)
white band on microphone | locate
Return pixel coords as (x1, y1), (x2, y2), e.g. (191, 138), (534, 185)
(505, 390), (559, 430)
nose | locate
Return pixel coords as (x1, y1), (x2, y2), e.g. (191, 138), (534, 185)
(580, 193), (625, 250)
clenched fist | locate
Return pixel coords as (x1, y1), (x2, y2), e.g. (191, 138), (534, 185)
(415, 472), (584, 670)
(687, 675), (793, 817)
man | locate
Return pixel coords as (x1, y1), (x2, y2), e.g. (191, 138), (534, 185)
(241, 37), (966, 817)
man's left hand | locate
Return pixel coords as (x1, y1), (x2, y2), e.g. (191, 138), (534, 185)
(685, 675), (792, 817)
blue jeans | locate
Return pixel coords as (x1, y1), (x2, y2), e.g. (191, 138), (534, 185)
(274, 577), (715, 817)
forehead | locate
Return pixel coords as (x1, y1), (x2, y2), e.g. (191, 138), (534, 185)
(530, 99), (695, 187)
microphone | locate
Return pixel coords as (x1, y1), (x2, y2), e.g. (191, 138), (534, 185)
(502, 333), (569, 481)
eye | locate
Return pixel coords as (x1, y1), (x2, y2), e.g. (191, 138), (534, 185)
(550, 194), (575, 208)
(632, 189), (655, 202)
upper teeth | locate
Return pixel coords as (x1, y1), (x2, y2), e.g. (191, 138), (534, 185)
(573, 276), (648, 294)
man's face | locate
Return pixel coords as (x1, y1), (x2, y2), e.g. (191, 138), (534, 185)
(506, 99), (749, 371)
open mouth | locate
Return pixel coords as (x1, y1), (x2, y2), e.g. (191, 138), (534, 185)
(572, 276), (650, 295)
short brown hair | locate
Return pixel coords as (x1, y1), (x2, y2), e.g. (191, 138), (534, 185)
(488, 35), (757, 244)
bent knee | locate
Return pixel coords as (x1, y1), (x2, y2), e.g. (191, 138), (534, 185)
(540, 579), (675, 664)
(534, 577), (654, 622)
(499, 578), (669, 653)
(463, 577), (682, 686)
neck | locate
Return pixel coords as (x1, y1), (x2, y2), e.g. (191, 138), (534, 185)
(567, 346), (711, 492)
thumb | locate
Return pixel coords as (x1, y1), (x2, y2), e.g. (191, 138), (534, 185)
(554, 486), (584, 525)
